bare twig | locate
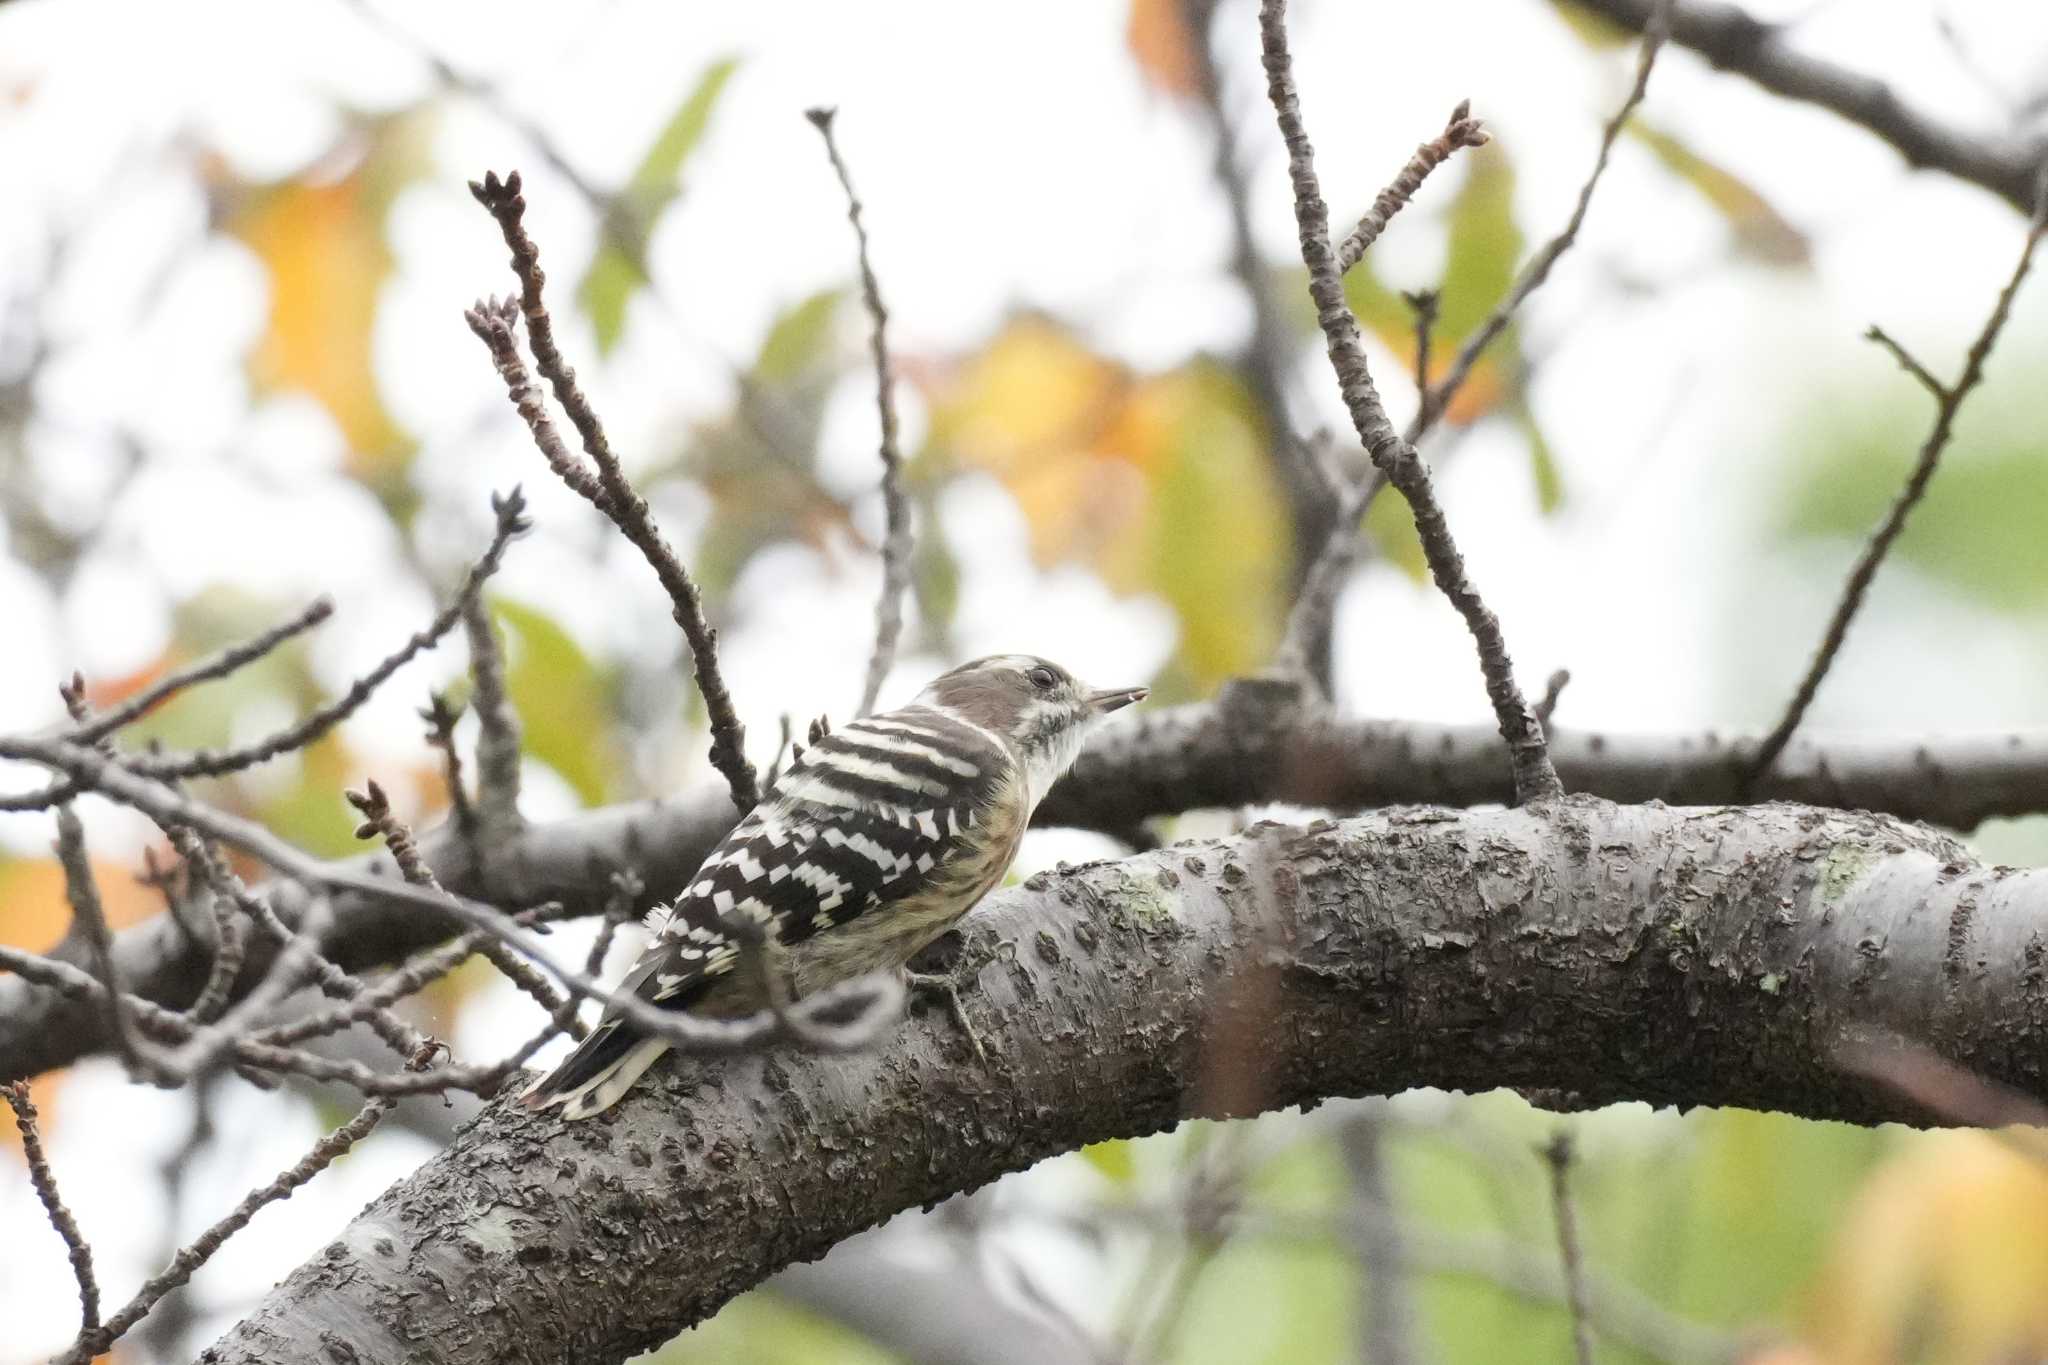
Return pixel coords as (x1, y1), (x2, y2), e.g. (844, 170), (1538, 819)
(1535, 668), (1572, 728)
(806, 108), (913, 719)
(66, 1100), (392, 1363)
(53, 804), (159, 1082)
(467, 170), (759, 811)
(420, 690), (475, 837)
(1405, 288), (1441, 428)
(1748, 192), (2047, 782)
(348, 779), (570, 1024)
(1863, 324), (1946, 399)
(1338, 102), (1491, 273)
(124, 491), (529, 783)
(462, 596), (524, 843)
(252, 903), (560, 1050)
(1409, 5), (1668, 446)
(463, 297), (612, 509)
(1258, 0), (1563, 803)
(1543, 1131), (1599, 1365)
(4, 1081), (101, 1337)
(69, 597), (334, 746)
(181, 863), (247, 1027)
(1565, 0), (2048, 216)
(1345, 1113), (1421, 1365)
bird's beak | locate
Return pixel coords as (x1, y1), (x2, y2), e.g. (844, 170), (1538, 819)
(1083, 685), (1148, 716)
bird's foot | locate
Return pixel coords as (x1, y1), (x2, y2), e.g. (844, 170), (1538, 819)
(905, 967), (989, 1066)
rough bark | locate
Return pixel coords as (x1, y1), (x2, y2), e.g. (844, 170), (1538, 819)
(201, 796), (2048, 1365)
(12, 699), (2048, 1083)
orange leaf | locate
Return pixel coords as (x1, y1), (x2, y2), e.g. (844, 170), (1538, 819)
(0, 855), (163, 955)
(1804, 1130), (2048, 1363)
(230, 173), (406, 472)
(1127, 0), (1202, 98)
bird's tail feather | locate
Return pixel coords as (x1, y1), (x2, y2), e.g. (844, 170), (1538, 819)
(520, 1021), (672, 1120)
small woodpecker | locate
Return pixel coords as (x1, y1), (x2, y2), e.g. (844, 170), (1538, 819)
(521, 654), (1147, 1119)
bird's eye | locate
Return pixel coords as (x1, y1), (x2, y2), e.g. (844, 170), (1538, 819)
(1025, 665), (1058, 691)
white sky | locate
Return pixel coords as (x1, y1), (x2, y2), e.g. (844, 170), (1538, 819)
(3, 0), (2048, 1358)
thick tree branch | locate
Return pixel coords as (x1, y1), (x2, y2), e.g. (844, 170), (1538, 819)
(203, 796), (2048, 1364)
(15, 703), (2048, 1082)
(1563, 0), (2048, 215)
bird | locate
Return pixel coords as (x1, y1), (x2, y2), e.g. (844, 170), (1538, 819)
(520, 653), (1148, 1119)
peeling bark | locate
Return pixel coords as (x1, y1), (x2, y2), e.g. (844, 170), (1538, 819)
(201, 798), (2048, 1365)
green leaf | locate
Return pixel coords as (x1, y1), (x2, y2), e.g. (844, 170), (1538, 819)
(1435, 146), (1523, 344)
(1080, 1138), (1137, 1186)
(575, 57), (741, 355)
(491, 596), (619, 806)
(755, 289), (844, 383)
(1511, 396), (1565, 514)
(626, 57), (740, 205)
(1147, 364), (1287, 686)
(1629, 120), (1811, 267)
(579, 247), (641, 357)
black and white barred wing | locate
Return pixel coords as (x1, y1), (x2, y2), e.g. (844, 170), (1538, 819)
(633, 710), (1006, 1005)
(520, 708), (1005, 1117)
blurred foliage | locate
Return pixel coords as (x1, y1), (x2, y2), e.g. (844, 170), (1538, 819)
(1779, 362), (2048, 612)
(639, 1291), (899, 1365)
(1627, 121), (1812, 269)
(580, 57), (740, 355)
(494, 595), (621, 807)
(925, 319), (1287, 691)
(1126, 0), (1202, 100)
(224, 111), (435, 489)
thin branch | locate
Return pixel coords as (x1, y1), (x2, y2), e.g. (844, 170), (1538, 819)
(1409, 4), (1668, 446)
(4, 1081), (101, 1337)
(54, 804), (159, 1082)
(466, 170), (759, 811)
(1258, 0), (1562, 804)
(1863, 324), (1946, 399)
(1534, 668), (1572, 728)
(806, 107), (913, 719)
(180, 860), (247, 1027)
(461, 597), (524, 843)
(124, 491), (529, 783)
(252, 903), (561, 1051)
(67, 1099), (392, 1364)
(1405, 288), (1441, 428)
(1345, 1113), (1420, 1365)
(1337, 102), (1491, 272)
(420, 690), (475, 839)
(347, 779), (570, 1025)
(1544, 1131), (1599, 1365)
(1748, 192), (2047, 781)
(463, 296), (612, 509)
(1564, 0), (2048, 216)
(69, 597), (334, 745)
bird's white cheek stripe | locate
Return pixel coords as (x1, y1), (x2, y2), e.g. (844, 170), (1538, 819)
(841, 721), (983, 776)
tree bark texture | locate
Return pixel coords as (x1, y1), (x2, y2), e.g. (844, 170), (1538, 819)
(12, 699), (2048, 1084)
(201, 797), (2047, 1364)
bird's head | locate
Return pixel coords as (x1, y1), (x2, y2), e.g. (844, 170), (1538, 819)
(916, 654), (1147, 801)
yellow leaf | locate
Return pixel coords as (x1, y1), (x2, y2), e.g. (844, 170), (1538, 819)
(1804, 1130), (2048, 1363)
(1127, 0), (1202, 99)
(229, 159), (410, 473)
(930, 324), (1285, 686)
(928, 320), (1127, 480)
